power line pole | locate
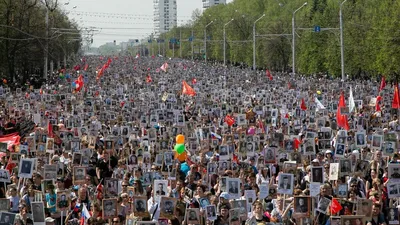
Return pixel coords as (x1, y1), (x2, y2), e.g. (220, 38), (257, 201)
(340, 0), (348, 81)
(204, 20), (214, 64)
(253, 14), (265, 71)
(44, 7), (48, 79)
(292, 2), (308, 76)
(191, 28), (194, 61)
(179, 28), (182, 58)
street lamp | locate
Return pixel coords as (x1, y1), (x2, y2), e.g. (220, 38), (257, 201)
(292, 2), (307, 76)
(340, 0), (348, 81)
(223, 19), (234, 66)
(253, 14), (265, 70)
(204, 20), (214, 63)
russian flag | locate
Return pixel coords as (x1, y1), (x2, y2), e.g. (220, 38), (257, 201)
(80, 204), (91, 225)
(210, 132), (221, 140)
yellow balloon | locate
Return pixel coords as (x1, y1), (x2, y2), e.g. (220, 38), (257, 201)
(317, 90), (321, 95)
(176, 134), (185, 144)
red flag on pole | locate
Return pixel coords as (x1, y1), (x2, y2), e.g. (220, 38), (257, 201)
(300, 98), (307, 111)
(266, 69), (273, 80)
(376, 95), (382, 112)
(392, 84), (400, 109)
(331, 199), (343, 215)
(336, 92), (350, 130)
(379, 76), (386, 92)
(146, 75), (152, 83)
(224, 115), (235, 127)
(48, 120), (53, 138)
(182, 81), (196, 96)
(5, 156), (16, 175)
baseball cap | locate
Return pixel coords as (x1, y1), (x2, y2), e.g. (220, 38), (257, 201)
(219, 192), (230, 199)
(45, 217), (55, 222)
(52, 155), (60, 161)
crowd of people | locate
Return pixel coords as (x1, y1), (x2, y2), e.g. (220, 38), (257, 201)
(0, 55), (397, 225)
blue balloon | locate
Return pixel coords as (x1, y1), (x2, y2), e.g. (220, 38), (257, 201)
(66, 73), (71, 79)
(71, 82), (76, 88)
(180, 162), (190, 175)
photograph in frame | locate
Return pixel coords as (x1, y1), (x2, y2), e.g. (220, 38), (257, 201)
(186, 208), (200, 224)
(160, 197), (176, 219)
(102, 198), (118, 219)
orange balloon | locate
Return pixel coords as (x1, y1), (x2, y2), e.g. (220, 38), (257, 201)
(176, 134), (185, 144)
(175, 151), (187, 162)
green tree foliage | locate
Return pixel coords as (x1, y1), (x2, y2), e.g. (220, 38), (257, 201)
(0, 0), (81, 85)
(160, 0), (400, 79)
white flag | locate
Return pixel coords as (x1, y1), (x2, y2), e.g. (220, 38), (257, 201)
(314, 97), (326, 111)
(349, 86), (355, 113)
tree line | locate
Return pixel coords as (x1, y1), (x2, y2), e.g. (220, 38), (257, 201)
(156, 0), (400, 80)
(0, 0), (81, 87)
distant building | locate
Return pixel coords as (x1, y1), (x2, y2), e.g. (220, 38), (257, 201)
(153, 0), (177, 37)
(202, 0), (226, 9)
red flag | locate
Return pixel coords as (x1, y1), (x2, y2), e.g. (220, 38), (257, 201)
(266, 69), (273, 80)
(48, 120), (53, 138)
(146, 75), (152, 83)
(331, 199), (343, 215)
(379, 76), (386, 92)
(182, 81), (196, 96)
(232, 154), (239, 163)
(392, 84), (400, 109)
(337, 92), (350, 130)
(224, 115), (235, 126)
(376, 96), (382, 112)
(73, 65), (80, 71)
(5, 156), (16, 175)
(294, 138), (301, 150)
(376, 102), (381, 112)
(300, 98), (307, 111)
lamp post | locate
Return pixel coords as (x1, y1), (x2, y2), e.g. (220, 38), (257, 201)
(223, 19), (234, 66)
(340, 0), (348, 81)
(292, 2), (307, 76)
(253, 14), (265, 70)
(191, 28), (194, 60)
(204, 20), (214, 63)
(44, 7), (48, 79)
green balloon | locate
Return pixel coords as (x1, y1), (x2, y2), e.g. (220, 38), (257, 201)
(174, 144), (185, 154)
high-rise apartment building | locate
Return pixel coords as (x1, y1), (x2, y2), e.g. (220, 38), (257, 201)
(202, 0), (226, 9)
(153, 0), (177, 37)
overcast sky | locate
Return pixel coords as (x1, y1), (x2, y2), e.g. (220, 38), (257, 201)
(58, 0), (233, 47)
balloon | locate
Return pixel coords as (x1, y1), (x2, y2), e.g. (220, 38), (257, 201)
(317, 90), (321, 95)
(176, 134), (185, 144)
(247, 126), (256, 135)
(174, 151), (187, 162)
(180, 162), (190, 175)
(71, 82), (76, 88)
(174, 143), (185, 154)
